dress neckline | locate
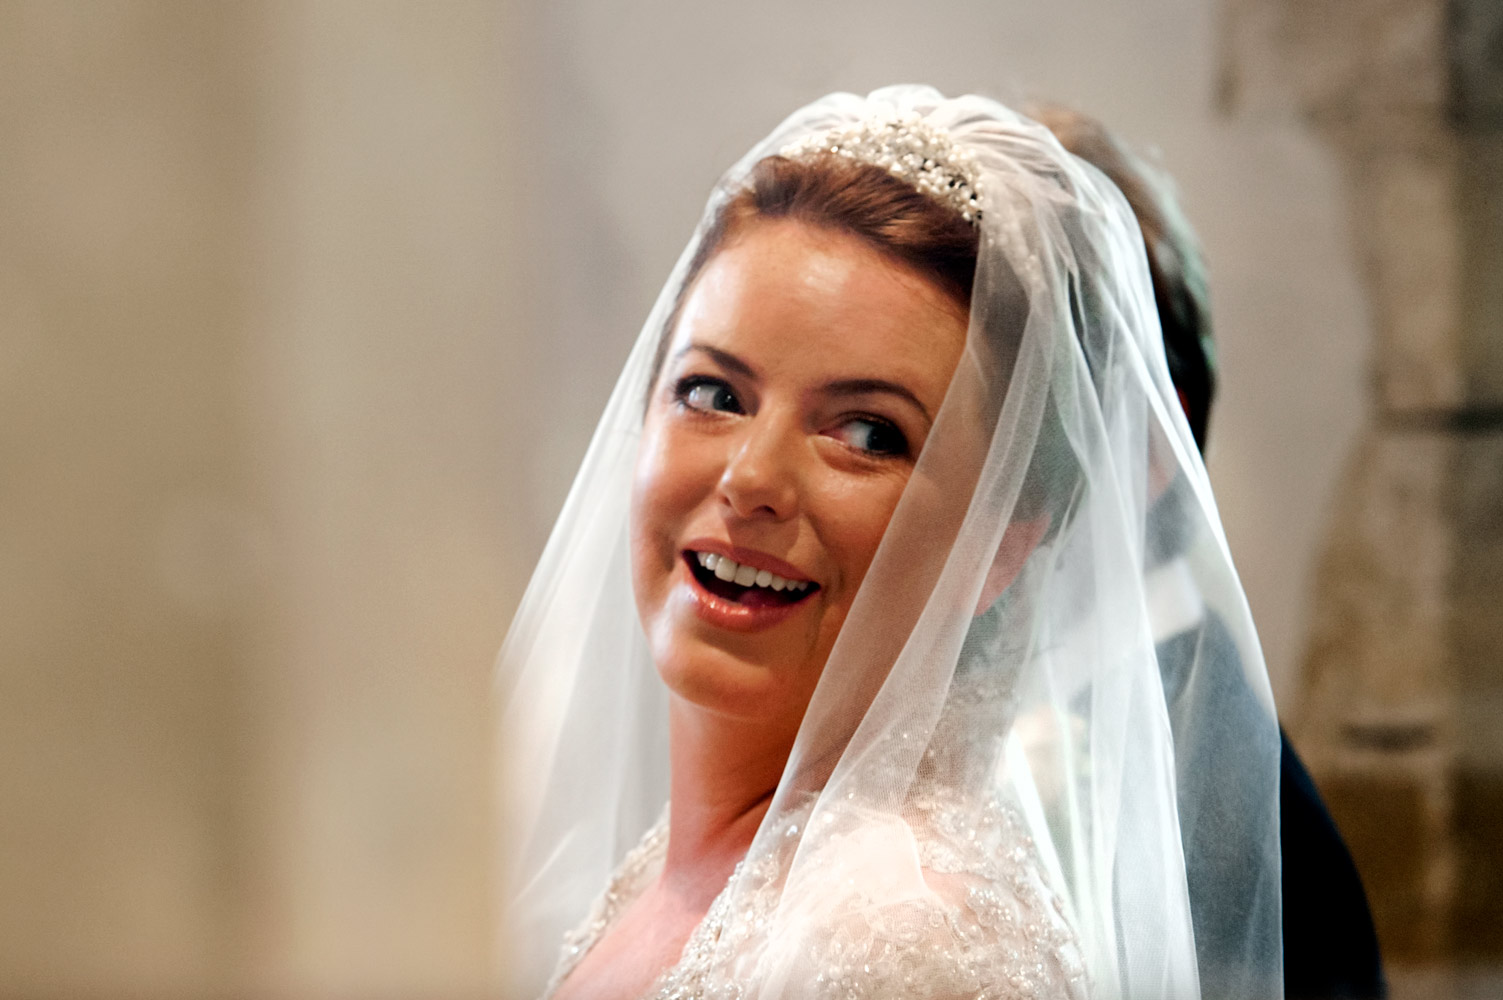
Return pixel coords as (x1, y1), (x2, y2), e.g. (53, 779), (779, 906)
(540, 806), (755, 1000)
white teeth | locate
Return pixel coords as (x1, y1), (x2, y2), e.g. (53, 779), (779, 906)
(693, 552), (810, 594)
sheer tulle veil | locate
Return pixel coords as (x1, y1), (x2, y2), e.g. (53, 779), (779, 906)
(498, 86), (1283, 998)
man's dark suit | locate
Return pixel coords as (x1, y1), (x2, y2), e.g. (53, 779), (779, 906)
(1155, 604), (1385, 999)
(1280, 733), (1385, 999)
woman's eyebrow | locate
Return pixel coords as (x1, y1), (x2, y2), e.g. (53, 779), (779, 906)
(823, 378), (933, 424)
(675, 343), (757, 380)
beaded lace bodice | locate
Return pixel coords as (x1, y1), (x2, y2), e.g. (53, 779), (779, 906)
(540, 784), (1088, 1000)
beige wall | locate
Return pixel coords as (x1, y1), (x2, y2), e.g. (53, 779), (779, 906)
(1, 4), (256, 995)
(241, 3), (521, 996)
(1, 2), (519, 997)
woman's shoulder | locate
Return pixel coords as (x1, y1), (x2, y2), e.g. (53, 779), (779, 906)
(547, 794), (1089, 999)
(730, 789), (1089, 999)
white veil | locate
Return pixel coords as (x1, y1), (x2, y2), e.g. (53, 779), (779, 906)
(499, 86), (1282, 999)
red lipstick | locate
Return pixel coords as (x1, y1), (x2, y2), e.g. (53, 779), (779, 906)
(674, 540), (818, 632)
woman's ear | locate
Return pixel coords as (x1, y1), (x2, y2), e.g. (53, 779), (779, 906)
(975, 514), (1051, 615)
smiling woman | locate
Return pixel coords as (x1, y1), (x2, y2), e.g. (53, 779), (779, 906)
(633, 219), (967, 731)
(499, 87), (1284, 1000)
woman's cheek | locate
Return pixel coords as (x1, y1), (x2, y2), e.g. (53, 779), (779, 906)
(819, 475), (910, 594)
(632, 422), (715, 581)
(646, 425), (715, 523)
(630, 421), (681, 607)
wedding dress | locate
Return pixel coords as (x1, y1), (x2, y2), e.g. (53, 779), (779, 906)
(499, 87), (1284, 999)
(542, 656), (1092, 998)
(543, 790), (1087, 999)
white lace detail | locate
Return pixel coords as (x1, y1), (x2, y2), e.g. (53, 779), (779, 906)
(541, 786), (1087, 1000)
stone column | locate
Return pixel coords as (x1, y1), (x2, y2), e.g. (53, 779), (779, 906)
(1221, 0), (1503, 963)
(0, 5), (258, 994)
(0, 3), (520, 997)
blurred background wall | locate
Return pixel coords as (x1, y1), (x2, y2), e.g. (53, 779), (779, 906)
(0, 1), (1494, 998)
(1223, 2), (1503, 994)
(1, 2), (519, 997)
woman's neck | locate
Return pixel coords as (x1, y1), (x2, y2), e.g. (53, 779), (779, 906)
(661, 695), (794, 907)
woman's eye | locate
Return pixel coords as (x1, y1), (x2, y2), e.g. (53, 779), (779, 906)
(675, 377), (743, 415)
(829, 417), (909, 457)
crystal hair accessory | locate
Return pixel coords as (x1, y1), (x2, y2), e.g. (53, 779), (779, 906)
(780, 112), (984, 223)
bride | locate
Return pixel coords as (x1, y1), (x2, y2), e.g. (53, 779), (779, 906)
(499, 87), (1283, 999)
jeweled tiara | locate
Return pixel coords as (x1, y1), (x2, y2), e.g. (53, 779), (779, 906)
(780, 113), (984, 224)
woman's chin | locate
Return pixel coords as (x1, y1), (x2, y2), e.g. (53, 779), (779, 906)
(654, 646), (805, 724)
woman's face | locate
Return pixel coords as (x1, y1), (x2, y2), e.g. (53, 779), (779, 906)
(630, 218), (969, 729)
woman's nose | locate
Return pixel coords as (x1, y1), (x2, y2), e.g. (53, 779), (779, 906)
(718, 417), (800, 521)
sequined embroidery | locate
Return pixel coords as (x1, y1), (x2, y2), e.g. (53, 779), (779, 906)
(540, 786), (1087, 1000)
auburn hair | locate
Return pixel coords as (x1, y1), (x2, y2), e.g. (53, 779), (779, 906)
(650, 153), (981, 387)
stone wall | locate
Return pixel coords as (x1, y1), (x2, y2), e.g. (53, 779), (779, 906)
(1222, 0), (1503, 966)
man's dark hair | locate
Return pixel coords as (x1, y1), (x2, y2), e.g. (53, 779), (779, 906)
(1031, 106), (1217, 452)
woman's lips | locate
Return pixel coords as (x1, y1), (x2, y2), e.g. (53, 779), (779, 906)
(677, 549), (818, 632)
